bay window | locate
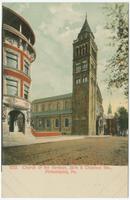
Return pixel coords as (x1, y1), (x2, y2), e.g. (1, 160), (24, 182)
(6, 51), (18, 69)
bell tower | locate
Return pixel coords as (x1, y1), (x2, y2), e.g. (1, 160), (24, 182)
(72, 15), (97, 135)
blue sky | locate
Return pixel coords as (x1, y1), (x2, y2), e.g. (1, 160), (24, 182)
(3, 2), (128, 114)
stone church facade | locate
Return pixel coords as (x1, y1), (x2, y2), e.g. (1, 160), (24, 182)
(32, 16), (104, 135)
(32, 93), (72, 134)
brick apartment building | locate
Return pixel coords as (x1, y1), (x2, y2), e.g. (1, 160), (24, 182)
(2, 6), (36, 136)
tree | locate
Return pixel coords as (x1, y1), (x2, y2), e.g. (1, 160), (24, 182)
(115, 107), (128, 135)
(104, 3), (128, 97)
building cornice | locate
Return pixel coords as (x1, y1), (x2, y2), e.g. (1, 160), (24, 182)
(3, 24), (36, 61)
(3, 6), (35, 45)
(4, 68), (31, 84)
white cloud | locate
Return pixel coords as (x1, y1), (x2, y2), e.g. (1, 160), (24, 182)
(34, 5), (128, 114)
(16, 3), (30, 14)
(37, 3), (82, 48)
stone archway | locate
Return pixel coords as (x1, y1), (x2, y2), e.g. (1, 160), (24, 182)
(8, 110), (25, 133)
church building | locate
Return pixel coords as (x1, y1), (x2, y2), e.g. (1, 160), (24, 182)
(32, 15), (104, 135)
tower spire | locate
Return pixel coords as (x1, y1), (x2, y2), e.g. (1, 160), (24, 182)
(108, 103), (112, 115)
(85, 12), (87, 20)
(78, 11), (94, 39)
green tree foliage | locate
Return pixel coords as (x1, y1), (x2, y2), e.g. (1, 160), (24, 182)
(104, 3), (128, 97)
(115, 107), (128, 133)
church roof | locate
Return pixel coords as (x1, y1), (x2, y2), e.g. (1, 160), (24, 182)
(32, 109), (72, 117)
(32, 93), (72, 104)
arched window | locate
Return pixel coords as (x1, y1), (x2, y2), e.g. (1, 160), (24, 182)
(41, 118), (45, 128)
(80, 46), (82, 56)
(83, 46), (85, 55)
(65, 118), (69, 127)
(76, 78), (81, 85)
(83, 45), (86, 55)
(81, 46), (83, 55)
(85, 44), (87, 53)
(55, 119), (59, 127)
(83, 76), (87, 83)
(46, 119), (51, 128)
(39, 119), (42, 127)
(76, 47), (78, 56)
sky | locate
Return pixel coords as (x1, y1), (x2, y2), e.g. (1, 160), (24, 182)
(3, 2), (128, 114)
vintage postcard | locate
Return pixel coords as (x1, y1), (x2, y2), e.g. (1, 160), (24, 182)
(1, 1), (128, 198)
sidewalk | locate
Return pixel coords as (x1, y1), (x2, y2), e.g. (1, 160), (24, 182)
(3, 134), (110, 147)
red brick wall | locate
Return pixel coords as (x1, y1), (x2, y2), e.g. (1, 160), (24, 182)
(4, 42), (32, 98)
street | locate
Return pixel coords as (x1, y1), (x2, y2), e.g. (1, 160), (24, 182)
(3, 136), (128, 165)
